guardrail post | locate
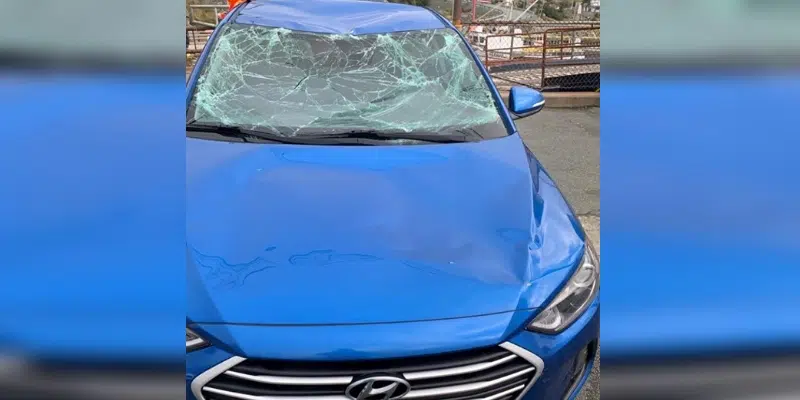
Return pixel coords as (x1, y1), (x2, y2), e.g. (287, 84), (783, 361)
(508, 33), (514, 61)
(484, 37), (489, 67)
(541, 30), (548, 91)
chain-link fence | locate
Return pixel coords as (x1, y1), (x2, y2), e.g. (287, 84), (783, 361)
(461, 21), (599, 91)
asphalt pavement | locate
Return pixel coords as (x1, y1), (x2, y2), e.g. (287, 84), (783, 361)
(516, 107), (600, 400)
(515, 107), (600, 217)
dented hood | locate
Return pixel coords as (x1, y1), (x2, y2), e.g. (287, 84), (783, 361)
(186, 134), (585, 325)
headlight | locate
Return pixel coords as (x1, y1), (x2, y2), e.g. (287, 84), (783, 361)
(186, 327), (209, 352)
(528, 240), (599, 334)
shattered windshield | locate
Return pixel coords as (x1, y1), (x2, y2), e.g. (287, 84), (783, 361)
(188, 24), (507, 139)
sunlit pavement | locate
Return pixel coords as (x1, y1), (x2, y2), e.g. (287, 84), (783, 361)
(517, 106), (600, 400)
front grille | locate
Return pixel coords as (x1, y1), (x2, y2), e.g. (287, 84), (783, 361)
(201, 345), (539, 400)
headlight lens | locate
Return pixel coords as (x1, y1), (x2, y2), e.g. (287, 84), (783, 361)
(186, 328), (208, 352)
(528, 241), (599, 334)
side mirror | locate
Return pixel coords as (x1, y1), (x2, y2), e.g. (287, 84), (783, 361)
(508, 86), (545, 119)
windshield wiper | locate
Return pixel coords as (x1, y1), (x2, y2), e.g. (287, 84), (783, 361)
(186, 122), (354, 145)
(186, 122), (291, 143)
(308, 129), (476, 144)
(187, 123), (479, 145)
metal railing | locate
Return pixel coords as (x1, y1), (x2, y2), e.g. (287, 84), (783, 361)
(463, 22), (599, 91)
(187, 4), (229, 28)
(461, 20), (599, 31)
(538, 27), (600, 91)
(186, 26), (214, 55)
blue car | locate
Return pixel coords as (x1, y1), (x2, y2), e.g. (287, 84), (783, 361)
(186, 1), (599, 400)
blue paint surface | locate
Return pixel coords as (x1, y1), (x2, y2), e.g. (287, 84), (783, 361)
(186, 134), (585, 325)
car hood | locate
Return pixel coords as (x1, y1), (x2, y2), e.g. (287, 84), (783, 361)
(187, 134), (585, 325)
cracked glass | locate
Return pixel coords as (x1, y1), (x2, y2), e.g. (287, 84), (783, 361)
(188, 23), (508, 139)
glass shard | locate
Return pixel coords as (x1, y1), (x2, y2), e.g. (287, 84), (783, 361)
(189, 24), (503, 137)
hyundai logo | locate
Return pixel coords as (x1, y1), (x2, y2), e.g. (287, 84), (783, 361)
(345, 376), (412, 400)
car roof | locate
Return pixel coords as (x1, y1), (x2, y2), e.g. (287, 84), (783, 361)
(235, 0), (448, 35)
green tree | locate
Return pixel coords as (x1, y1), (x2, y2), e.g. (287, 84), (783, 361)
(542, 3), (566, 20)
(558, 0), (576, 17)
(536, 0), (578, 20)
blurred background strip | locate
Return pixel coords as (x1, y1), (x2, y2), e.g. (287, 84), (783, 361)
(602, 0), (800, 399)
(0, 1), (186, 399)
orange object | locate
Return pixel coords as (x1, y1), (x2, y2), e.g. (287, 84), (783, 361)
(218, 0), (246, 21)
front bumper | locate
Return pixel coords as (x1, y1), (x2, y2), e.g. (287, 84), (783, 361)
(186, 297), (599, 400)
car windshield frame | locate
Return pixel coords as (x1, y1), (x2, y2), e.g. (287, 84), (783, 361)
(186, 23), (510, 141)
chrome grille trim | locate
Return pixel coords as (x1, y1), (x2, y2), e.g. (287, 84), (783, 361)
(191, 342), (545, 400)
(202, 384), (527, 400)
(403, 354), (518, 381)
(191, 356), (246, 400)
(224, 371), (354, 386)
(483, 384), (527, 400)
(403, 366), (535, 399)
(499, 342), (545, 400)
(202, 387), (348, 400)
